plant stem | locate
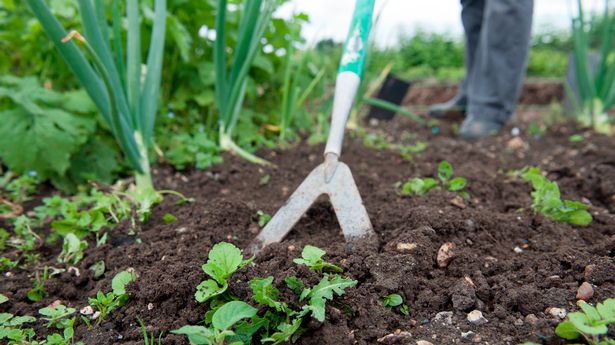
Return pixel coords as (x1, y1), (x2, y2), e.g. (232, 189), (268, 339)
(133, 132), (161, 220)
(219, 127), (272, 166)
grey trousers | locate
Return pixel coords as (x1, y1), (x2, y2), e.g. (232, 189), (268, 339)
(458, 0), (534, 124)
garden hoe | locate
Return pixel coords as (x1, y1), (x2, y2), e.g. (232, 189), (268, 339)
(249, 0), (376, 254)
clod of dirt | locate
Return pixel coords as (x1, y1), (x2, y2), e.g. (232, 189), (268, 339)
(545, 307), (567, 319)
(467, 310), (487, 325)
(507, 137), (525, 150)
(525, 314), (539, 326)
(576, 282), (594, 301)
(377, 330), (412, 344)
(583, 261), (615, 284)
(437, 242), (456, 268)
(450, 279), (477, 311)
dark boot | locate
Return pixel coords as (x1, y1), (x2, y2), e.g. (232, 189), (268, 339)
(459, 114), (503, 139)
(428, 94), (467, 118)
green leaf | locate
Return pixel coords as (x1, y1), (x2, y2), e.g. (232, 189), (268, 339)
(89, 261), (105, 279)
(171, 325), (214, 345)
(438, 161), (453, 182)
(202, 242), (250, 284)
(284, 276), (304, 295)
(578, 301), (601, 322)
(0, 294), (7, 304)
(195, 279), (225, 303)
(302, 275), (357, 322)
(250, 276), (285, 311)
(261, 318), (303, 344)
(111, 270), (137, 296)
(401, 177), (438, 196)
(568, 312), (608, 335)
(162, 213), (177, 224)
(293, 245), (342, 273)
(382, 294), (403, 308)
(212, 301), (257, 331)
(555, 320), (581, 340)
(597, 298), (615, 321)
(568, 209), (592, 226)
(447, 177), (467, 192)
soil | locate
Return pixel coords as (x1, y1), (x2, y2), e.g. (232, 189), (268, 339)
(1, 87), (615, 345)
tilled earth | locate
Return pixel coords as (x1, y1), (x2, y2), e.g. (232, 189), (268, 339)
(2, 106), (615, 344)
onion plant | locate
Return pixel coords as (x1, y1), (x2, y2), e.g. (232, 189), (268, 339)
(215, 0), (276, 165)
(27, 0), (166, 216)
(571, 0), (615, 134)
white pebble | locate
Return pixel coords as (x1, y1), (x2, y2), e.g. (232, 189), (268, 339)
(467, 310), (488, 325)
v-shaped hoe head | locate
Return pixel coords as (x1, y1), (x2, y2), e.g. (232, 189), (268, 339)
(248, 154), (374, 254)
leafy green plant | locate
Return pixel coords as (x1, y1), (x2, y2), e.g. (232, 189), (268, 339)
(27, 0), (167, 216)
(195, 242), (253, 303)
(38, 304), (75, 329)
(299, 274), (357, 322)
(137, 317), (163, 345)
(256, 211), (272, 227)
(214, 0), (277, 164)
(0, 311), (37, 344)
(570, 0), (615, 134)
(399, 161), (468, 197)
(522, 167), (592, 226)
(162, 213), (177, 224)
(0, 171), (39, 203)
(160, 131), (223, 170)
(27, 266), (49, 302)
(172, 301), (258, 345)
(382, 293), (409, 315)
(293, 245), (343, 273)
(88, 270), (136, 325)
(57, 233), (87, 265)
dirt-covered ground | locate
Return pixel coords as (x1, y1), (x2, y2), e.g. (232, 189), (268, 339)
(2, 83), (615, 344)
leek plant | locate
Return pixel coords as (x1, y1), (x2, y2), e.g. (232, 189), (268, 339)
(27, 0), (167, 217)
(215, 0), (276, 165)
(571, 0), (615, 134)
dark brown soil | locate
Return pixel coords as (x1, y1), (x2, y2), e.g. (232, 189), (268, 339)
(1, 107), (614, 345)
(404, 80), (564, 106)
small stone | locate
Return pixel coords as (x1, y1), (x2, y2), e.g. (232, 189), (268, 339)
(396, 242), (418, 253)
(287, 245), (296, 251)
(416, 341), (434, 345)
(80, 306), (94, 315)
(68, 266), (80, 276)
(175, 227), (188, 234)
(377, 330), (412, 344)
(471, 334), (482, 343)
(48, 300), (63, 308)
(525, 314), (539, 326)
(576, 282), (594, 301)
(514, 318), (524, 326)
(437, 242), (456, 268)
(461, 330), (475, 339)
(546, 307), (566, 319)
(511, 127), (521, 136)
(147, 303), (154, 310)
(433, 311), (454, 325)
(507, 137), (525, 150)
(467, 310), (487, 325)
(91, 311), (101, 320)
(513, 246), (523, 253)
(450, 195), (466, 209)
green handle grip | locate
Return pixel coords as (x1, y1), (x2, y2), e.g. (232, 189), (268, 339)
(338, 0), (375, 79)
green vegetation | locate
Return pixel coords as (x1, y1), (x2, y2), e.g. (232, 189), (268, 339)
(521, 167), (592, 226)
(174, 242), (356, 344)
(382, 293), (409, 315)
(570, 0), (615, 134)
(399, 160), (468, 198)
(88, 270), (136, 325)
(521, 299), (615, 345)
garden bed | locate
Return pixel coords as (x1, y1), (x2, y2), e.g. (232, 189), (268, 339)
(2, 110), (615, 344)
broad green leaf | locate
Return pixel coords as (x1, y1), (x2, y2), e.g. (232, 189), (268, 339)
(578, 301), (601, 322)
(382, 294), (403, 308)
(211, 301), (257, 331)
(555, 320), (581, 340)
(195, 279), (225, 303)
(302, 275), (357, 322)
(202, 242), (249, 284)
(568, 312), (607, 335)
(7, 315), (37, 326)
(284, 276), (304, 295)
(250, 276), (285, 311)
(447, 177), (466, 192)
(89, 260), (105, 279)
(111, 270), (137, 296)
(293, 245), (342, 273)
(171, 325), (214, 345)
(0, 294), (7, 304)
(261, 318), (303, 344)
(438, 161), (453, 182)
(597, 298), (615, 321)
(568, 209), (592, 226)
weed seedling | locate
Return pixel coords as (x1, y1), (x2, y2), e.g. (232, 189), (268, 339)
(256, 211), (272, 227)
(162, 213), (177, 224)
(137, 317), (163, 345)
(399, 161), (468, 198)
(195, 242), (252, 303)
(38, 304), (75, 329)
(293, 245), (343, 273)
(522, 167), (592, 226)
(57, 233), (87, 265)
(382, 293), (410, 315)
(27, 266), (49, 302)
(88, 270), (136, 325)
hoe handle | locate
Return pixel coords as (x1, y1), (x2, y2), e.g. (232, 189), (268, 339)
(324, 0), (375, 157)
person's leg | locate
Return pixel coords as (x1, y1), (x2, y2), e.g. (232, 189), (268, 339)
(460, 0), (534, 139)
(429, 0), (485, 117)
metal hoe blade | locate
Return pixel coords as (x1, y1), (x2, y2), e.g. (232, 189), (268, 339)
(248, 161), (374, 254)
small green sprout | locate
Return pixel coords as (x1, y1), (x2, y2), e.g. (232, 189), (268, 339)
(259, 174), (271, 186)
(298, 274), (357, 322)
(400, 177), (438, 196)
(88, 270), (136, 325)
(256, 211), (272, 227)
(522, 167), (592, 226)
(27, 266), (49, 302)
(57, 233), (88, 265)
(137, 317), (163, 345)
(437, 161), (467, 192)
(293, 245), (342, 273)
(195, 242), (252, 303)
(569, 134), (584, 142)
(382, 293), (410, 316)
(399, 161), (468, 197)
(38, 304), (75, 329)
(0, 293), (7, 304)
(162, 213), (177, 224)
(172, 301), (257, 345)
